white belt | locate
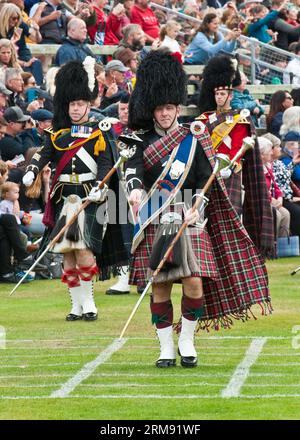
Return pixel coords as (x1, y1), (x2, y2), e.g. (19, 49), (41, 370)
(58, 172), (96, 183)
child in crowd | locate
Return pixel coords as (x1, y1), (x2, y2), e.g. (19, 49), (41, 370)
(0, 181), (31, 231)
(159, 20), (183, 58)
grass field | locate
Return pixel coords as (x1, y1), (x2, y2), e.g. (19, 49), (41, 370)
(0, 257), (299, 420)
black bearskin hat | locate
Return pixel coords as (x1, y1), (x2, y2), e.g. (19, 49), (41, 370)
(128, 50), (187, 130)
(53, 57), (98, 130)
(198, 54), (241, 114)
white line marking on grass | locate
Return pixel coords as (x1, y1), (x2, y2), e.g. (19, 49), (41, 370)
(0, 374), (72, 379)
(0, 362), (80, 369)
(78, 382), (226, 388)
(255, 362), (300, 366)
(50, 338), (127, 398)
(5, 335), (291, 342)
(3, 393), (300, 400)
(221, 337), (267, 398)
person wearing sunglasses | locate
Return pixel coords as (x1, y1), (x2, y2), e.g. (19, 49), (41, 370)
(0, 106), (30, 165)
(266, 90), (294, 138)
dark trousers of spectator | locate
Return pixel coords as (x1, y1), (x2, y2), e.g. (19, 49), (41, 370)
(283, 199), (300, 237)
(23, 59), (44, 85)
(0, 214), (27, 275)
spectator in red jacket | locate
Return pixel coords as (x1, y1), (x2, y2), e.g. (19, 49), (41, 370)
(87, 0), (108, 44)
(104, 3), (130, 45)
(131, 0), (159, 43)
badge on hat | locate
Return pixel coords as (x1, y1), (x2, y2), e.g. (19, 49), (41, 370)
(190, 121), (206, 137)
(240, 109), (250, 118)
(98, 118), (119, 132)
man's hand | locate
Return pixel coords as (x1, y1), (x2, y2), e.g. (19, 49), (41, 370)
(220, 167), (232, 179)
(128, 188), (143, 207)
(184, 208), (200, 226)
(87, 182), (108, 202)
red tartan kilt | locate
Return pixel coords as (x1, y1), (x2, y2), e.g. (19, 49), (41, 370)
(129, 224), (219, 287)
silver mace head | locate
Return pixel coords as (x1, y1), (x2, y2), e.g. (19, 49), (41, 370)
(119, 145), (137, 162)
(213, 153), (231, 174)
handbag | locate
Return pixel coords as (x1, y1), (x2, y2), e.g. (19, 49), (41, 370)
(277, 229), (300, 258)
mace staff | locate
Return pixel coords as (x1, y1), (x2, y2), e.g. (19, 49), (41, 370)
(9, 148), (135, 296)
(291, 265), (300, 276)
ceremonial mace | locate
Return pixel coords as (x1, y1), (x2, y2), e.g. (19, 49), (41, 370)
(291, 265), (300, 276)
(9, 147), (135, 296)
(118, 137), (255, 340)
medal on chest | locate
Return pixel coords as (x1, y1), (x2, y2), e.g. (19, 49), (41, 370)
(71, 125), (93, 138)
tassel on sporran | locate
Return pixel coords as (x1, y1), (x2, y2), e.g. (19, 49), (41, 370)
(148, 210), (200, 283)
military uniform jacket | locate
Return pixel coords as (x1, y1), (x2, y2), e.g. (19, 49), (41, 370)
(125, 127), (212, 198)
(27, 121), (112, 183)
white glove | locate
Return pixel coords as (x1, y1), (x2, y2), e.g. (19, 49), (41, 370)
(87, 182), (108, 202)
(128, 188), (143, 206)
(22, 171), (35, 187)
(184, 208), (200, 226)
(220, 167), (232, 180)
(243, 136), (255, 150)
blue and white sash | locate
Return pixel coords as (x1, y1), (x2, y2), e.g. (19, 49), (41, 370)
(132, 134), (197, 252)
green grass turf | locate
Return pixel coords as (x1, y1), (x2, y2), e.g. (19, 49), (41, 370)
(0, 257), (299, 420)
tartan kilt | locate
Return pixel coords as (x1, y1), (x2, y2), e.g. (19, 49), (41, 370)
(224, 172), (242, 216)
(51, 181), (104, 254)
(129, 223), (218, 287)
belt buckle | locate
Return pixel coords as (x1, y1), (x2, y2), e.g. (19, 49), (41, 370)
(70, 174), (79, 183)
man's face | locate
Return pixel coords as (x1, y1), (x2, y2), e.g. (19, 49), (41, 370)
(153, 104), (179, 129)
(118, 102), (129, 126)
(137, 0), (149, 8)
(215, 90), (231, 109)
(69, 21), (87, 43)
(9, 120), (25, 135)
(69, 100), (90, 123)
(111, 69), (125, 85)
(7, 75), (24, 93)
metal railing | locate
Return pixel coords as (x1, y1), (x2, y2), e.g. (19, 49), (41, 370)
(150, 2), (300, 85)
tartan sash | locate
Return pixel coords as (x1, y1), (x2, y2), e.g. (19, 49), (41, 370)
(132, 133), (197, 253)
(143, 125), (190, 170)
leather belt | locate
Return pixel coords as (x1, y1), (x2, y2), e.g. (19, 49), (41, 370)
(58, 172), (96, 183)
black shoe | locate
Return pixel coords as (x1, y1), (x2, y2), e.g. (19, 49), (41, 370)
(106, 288), (130, 295)
(155, 359), (176, 368)
(66, 313), (82, 321)
(82, 312), (98, 321)
(0, 272), (30, 284)
(178, 349), (197, 368)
